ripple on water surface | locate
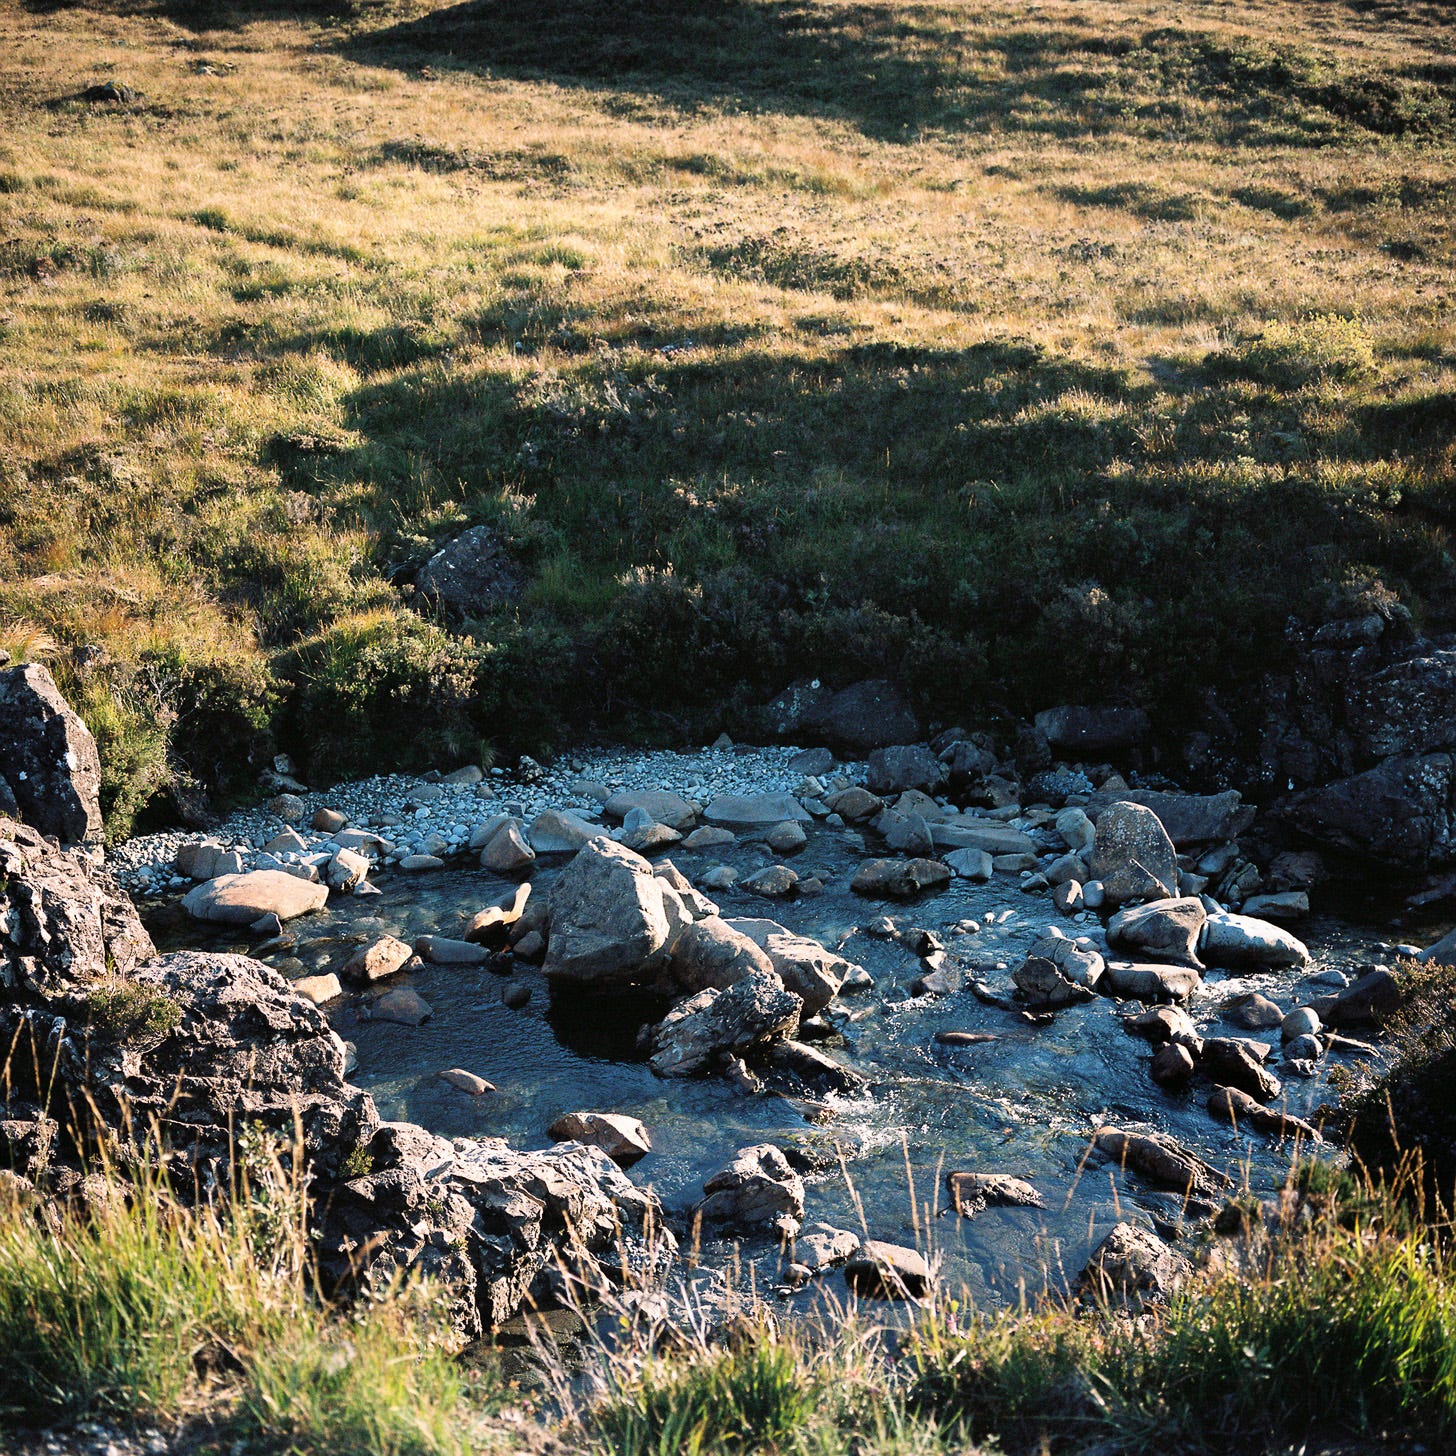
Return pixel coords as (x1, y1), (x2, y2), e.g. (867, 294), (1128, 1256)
(146, 827), (1382, 1311)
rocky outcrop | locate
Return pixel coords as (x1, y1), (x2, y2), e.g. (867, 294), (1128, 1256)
(0, 664), (103, 846)
(0, 818), (154, 996)
(1282, 754), (1456, 868)
(1, 808), (667, 1345)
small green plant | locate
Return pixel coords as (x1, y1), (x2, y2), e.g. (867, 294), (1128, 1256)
(341, 1142), (375, 1180)
(81, 983), (181, 1044)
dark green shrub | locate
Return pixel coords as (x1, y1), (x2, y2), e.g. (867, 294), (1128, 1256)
(278, 611), (480, 781)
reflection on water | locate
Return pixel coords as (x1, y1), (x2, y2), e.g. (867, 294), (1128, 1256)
(147, 823), (1394, 1310)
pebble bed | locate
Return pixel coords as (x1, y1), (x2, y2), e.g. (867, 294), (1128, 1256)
(108, 741), (867, 896)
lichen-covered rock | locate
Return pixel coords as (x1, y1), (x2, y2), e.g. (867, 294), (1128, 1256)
(0, 664), (103, 845)
(0, 818), (154, 996)
(1090, 802), (1178, 905)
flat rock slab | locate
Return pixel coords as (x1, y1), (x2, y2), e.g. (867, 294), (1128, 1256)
(183, 870), (328, 925)
(929, 821), (1036, 856)
(704, 793), (811, 827)
(603, 789), (698, 830)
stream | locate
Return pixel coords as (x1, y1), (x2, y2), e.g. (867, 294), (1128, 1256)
(144, 817), (1406, 1317)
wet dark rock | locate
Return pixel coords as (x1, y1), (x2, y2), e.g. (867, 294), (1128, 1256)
(1034, 705), (1150, 755)
(1198, 1038), (1282, 1103)
(1150, 1041), (1197, 1087)
(1093, 1127), (1227, 1201)
(850, 858), (952, 899)
(764, 1038), (865, 1094)
(1207, 1086), (1320, 1142)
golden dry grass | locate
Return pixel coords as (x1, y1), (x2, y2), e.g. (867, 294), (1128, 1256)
(1, 0), (1453, 819)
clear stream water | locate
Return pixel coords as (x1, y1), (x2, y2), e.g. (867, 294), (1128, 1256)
(146, 822), (1401, 1315)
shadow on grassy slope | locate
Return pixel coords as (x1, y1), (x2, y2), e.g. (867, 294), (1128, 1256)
(338, 0), (1456, 145)
(229, 323), (1449, 756)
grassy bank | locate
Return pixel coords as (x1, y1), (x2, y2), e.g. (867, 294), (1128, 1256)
(5, 1153), (1456, 1454)
(2, 0), (1454, 832)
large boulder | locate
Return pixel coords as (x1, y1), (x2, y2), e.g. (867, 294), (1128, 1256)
(648, 969), (801, 1077)
(603, 790), (698, 831)
(703, 793), (811, 828)
(1082, 789), (1251, 847)
(1089, 802), (1179, 905)
(543, 837), (688, 988)
(1107, 898), (1206, 968)
(1282, 754), (1456, 868)
(1199, 911), (1310, 970)
(547, 1111), (652, 1167)
(1034, 705), (1150, 755)
(0, 664), (103, 846)
(416, 524), (520, 618)
(725, 918), (852, 1016)
(1078, 1222), (1190, 1310)
(667, 917), (776, 994)
(182, 871), (329, 925)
